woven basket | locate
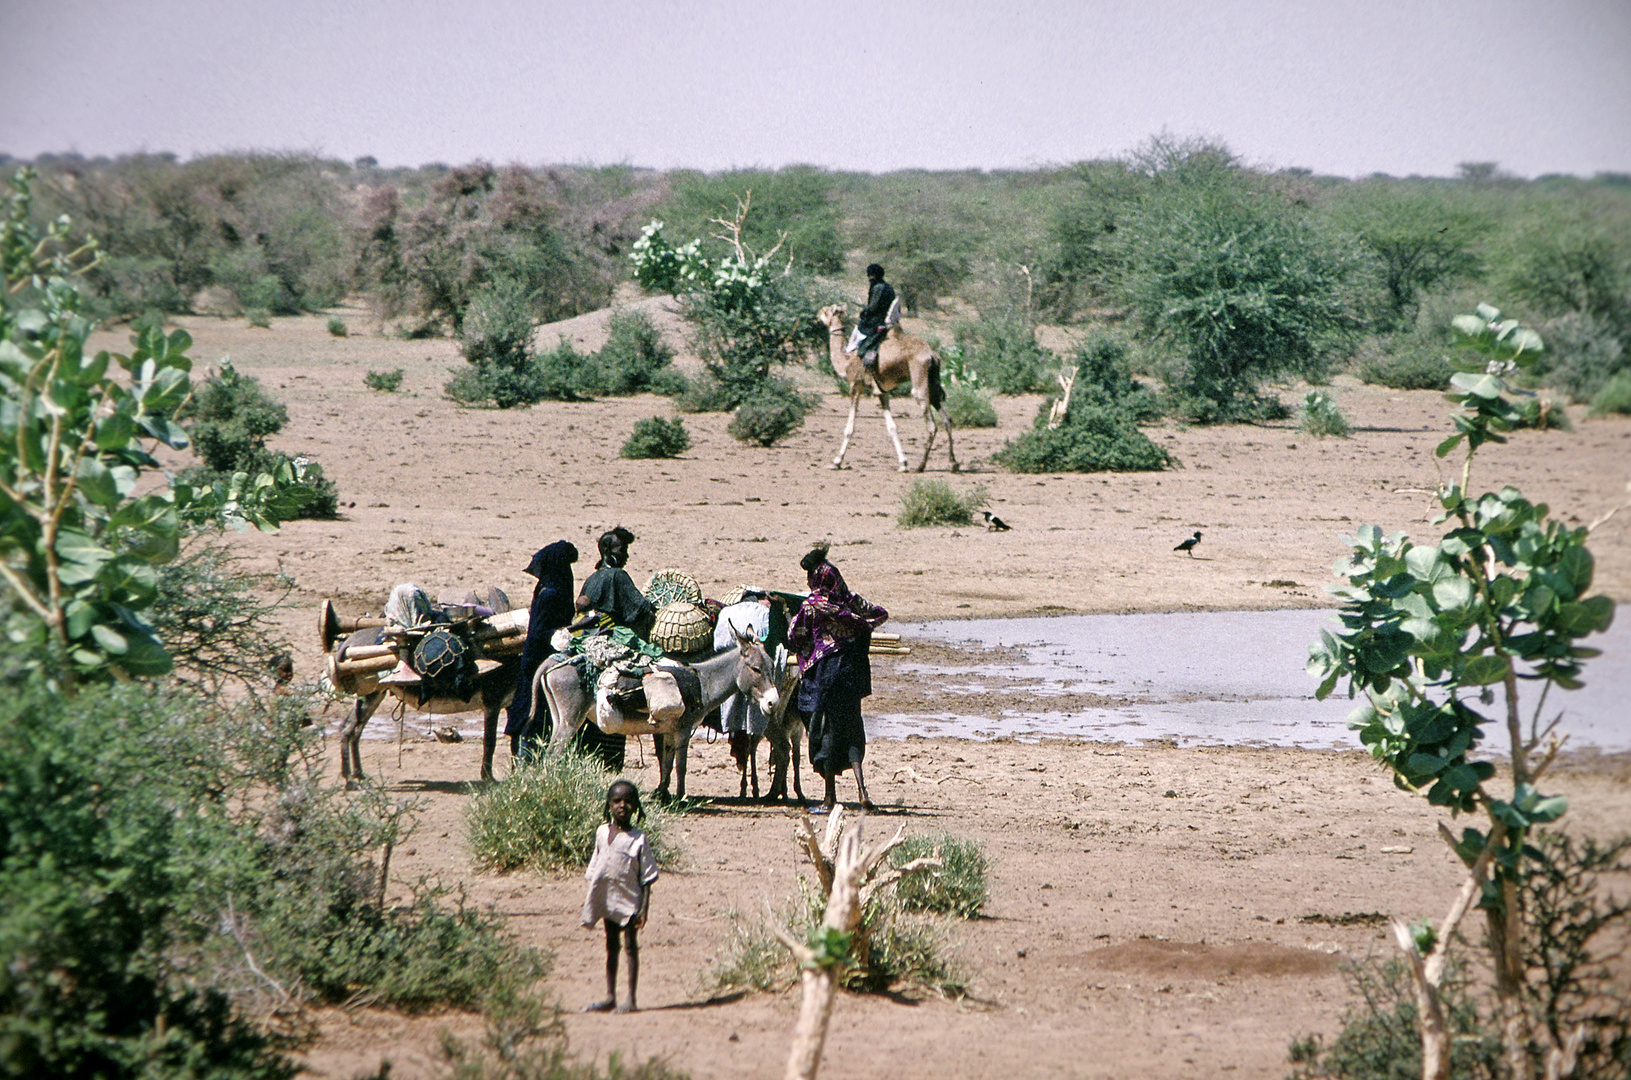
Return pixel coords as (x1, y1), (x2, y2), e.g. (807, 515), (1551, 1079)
(719, 582), (762, 607)
(645, 568), (703, 609)
(650, 601), (714, 654)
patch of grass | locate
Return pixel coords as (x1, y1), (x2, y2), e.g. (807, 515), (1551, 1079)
(466, 752), (677, 874)
(326, 316), (348, 337)
(889, 834), (989, 918)
(707, 882), (968, 999)
(897, 479), (988, 528)
(673, 372), (734, 412)
(364, 368), (404, 392)
(1590, 372), (1631, 416)
(944, 383), (998, 428)
(1298, 390), (1351, 439)
(246, 307), (271, 329)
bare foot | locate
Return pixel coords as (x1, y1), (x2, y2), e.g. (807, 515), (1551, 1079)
(616, 1000), (638, 1013)
(584, 997), (615, 1013)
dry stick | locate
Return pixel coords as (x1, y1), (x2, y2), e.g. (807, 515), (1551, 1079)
(225, 893), (298, 1013)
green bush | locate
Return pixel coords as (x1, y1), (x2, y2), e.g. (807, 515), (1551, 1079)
(889, 834), (989, 918)
(622, 416), (691, 459)
(673, 371), (735, 412)
(1533, 311), (1627, 402)
(1068, 330), (1164, 421)
(246, 307), (272, 328)
(944, 383), (998, 427)
(445, 339), (596, 408)
(179, 362), (337, 519)
(1357, 338), (1454, 390)
(364, 367), (404, 392)
(1298, 390), (1351, 438)
(1116, 137), (1364, 419)
(326, 315), (348, 337)
(728, 386), (809, 446)
(954, 316), (1054, 394)
(994, 405), (1172, 473)
(466, 753), (676, 874)
(594, 308), (677, 395)
(897, 479), (988, 528)
(1590, 371), (1631, 415)
(459, 275), (537, 370)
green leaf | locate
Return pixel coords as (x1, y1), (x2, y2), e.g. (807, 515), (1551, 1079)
(1460, 654), (1509, 685)
(1449, 372), (1503, 400)
(89, 622), (129, 654)
(75, 458), (119, 506)
(1452, 314), (1489, 338)
(1435, 433), (1464, 458)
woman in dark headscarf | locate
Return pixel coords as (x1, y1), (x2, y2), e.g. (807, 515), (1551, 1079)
(789, 544), (888, 812)
(507, 540), (578, 757)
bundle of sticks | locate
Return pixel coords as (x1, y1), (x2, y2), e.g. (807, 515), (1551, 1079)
(869, 631), (910, 656)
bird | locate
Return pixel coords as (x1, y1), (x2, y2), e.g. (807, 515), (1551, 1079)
(981, 510), (1011, 532)
(1174, 531), (1202, 556)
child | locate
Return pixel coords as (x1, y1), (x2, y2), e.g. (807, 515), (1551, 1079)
(581, 779), (658, 1013)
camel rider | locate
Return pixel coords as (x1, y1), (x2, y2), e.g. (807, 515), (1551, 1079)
(851, 263), (900, 376)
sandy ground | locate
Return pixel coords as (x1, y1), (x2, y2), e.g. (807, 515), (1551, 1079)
(86, 307), (1631, 1079)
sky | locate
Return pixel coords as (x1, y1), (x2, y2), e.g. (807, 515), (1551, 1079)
(3, 0), (1629, 179)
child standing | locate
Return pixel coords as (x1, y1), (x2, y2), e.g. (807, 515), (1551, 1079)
(581, 779), (658, 1013)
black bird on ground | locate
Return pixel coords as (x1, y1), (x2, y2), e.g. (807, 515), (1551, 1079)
(1174, 530), (1202, 556)
(982, 510), (1011, 532)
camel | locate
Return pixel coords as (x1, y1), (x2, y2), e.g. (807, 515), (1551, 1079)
(817, 304), (957, 473)
(331, 626), (514, 786)
(534, 628), (782, 803)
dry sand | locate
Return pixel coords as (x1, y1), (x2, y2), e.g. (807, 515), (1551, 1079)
(88, 305), (1631, 1079)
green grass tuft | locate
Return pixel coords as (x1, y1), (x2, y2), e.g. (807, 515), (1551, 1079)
(897, 479), (988, 528)
(1298, 390), (1351, 439)
(621, 416), (691, 459)
(466, 752), (677, 874)
(364, 368), (404, 392)
(889, 834), (990, 918)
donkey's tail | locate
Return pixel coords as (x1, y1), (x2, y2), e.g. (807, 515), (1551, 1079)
(928, 354), (945, 410)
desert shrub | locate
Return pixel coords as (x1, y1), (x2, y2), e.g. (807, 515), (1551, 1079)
(621, 416), (691, 459)
(1590, 372), (1631, 415)
(672, 371), (734, 412)
(246, 307), (271, 328)
(364, 367), (404, 392)
(953, 316), (1054, 394)
(466, 753), (675, 874)
(436, 995), (689, 1080)
(889, 834), (989, 918)
(1325, 182), (1489, 330)
(1068, 330), (1164, 421)
(446, 339), (595, 408)
(897, 479), (988, 528)
(728, 384), (810, 446)
(459, 274), (536, 370)
(179, 362), (337, 518)
(647, 366), (691, 398)
(994, 405), (1172, 473)
(944, 383), (998, 427)
(1287, 957), (1501, 1080)
(1356, 337), (1454, 390)
(146, 540), (295, 697)
(326, 315), (347, 336)
(1532, 311), (1628, 403)
(1299, 390), (1351, 438)
(594, 308), (677, 395)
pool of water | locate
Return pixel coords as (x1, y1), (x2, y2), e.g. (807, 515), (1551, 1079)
(876, 609), (1631, 751)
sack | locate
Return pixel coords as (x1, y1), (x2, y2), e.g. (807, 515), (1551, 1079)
(642, 669), (684, 727)
(412, 626), (476, 705)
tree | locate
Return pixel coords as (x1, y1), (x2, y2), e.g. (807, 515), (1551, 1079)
(0, 168), (309, 683)
(1115, 137), (1366, 420)
(1328, 183), (1490, 329)
(1307, 305), (1617, 1080)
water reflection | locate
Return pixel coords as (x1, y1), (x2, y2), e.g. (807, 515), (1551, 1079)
(877, 609), (1630, 751)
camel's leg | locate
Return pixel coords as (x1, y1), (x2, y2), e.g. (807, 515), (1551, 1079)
(878, 395), (909, 472)
(831, 392), (862, 469)
(939, 404), (958, 472)
(916, 398), (937, 473)
(481, 699), (500, 782)
(340, 693), (384, 787)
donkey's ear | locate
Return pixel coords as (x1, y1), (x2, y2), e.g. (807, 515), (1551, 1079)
(729, 620), (754, 647)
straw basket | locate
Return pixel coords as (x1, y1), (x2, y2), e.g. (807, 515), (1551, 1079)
(650, 601), (714, 654)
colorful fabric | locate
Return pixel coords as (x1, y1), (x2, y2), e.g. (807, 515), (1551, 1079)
(788, 561), (887, 675)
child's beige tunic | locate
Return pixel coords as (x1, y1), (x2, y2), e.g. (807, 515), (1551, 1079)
(581, 823), (658, 926)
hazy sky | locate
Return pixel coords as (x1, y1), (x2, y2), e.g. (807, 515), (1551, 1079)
(3, 0), (1629, 178)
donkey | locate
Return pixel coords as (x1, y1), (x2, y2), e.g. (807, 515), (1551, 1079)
(535, 627), (780, 802)
(332, 627), (515, 786)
